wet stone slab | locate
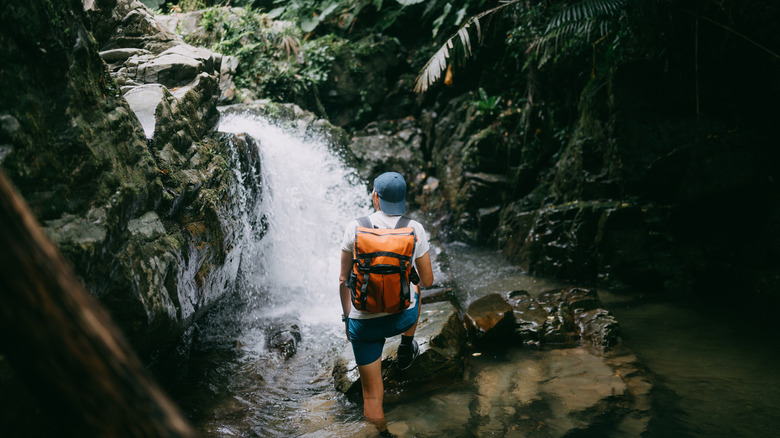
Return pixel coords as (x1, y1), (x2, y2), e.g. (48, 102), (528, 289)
(332, 300), (466, 400)
(383, 345), (652, 438)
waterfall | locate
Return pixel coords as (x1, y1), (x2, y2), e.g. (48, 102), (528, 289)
(217, 111), (371, 325)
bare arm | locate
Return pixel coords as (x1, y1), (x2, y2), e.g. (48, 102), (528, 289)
(414, 251), (434, 288)
(339, 250), (353, 340)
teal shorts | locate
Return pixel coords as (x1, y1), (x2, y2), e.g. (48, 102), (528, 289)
(347, 296), (419, 366)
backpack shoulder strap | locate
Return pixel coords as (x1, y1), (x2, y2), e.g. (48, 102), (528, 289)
(395, 216), (411, 229)
(356, 216), (372, 228)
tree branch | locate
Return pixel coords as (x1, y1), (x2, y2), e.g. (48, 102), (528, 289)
(0, 169), (197, 437)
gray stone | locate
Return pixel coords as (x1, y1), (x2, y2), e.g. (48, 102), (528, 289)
(90, 0), (181, 54)
(100, 47), (152, 63)
(349, 133), (424, 181)
(136, 52), (202, 88)
(127, 211), (165, 239)
(124, 84), (166, 138)
(44, 214), (108, 249)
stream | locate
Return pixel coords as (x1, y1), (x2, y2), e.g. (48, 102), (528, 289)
(167, 112), (780, 437)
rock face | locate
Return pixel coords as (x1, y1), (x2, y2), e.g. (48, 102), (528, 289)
(407, 5), (780, 306)
(0, 0), (260, 356)
(348, 117), (427, 186)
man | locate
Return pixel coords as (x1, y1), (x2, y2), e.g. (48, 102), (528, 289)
(339, 172), (434, 437)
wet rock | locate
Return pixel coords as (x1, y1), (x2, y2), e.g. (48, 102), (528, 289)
(218, 55), (239, 103)
(349, 133), (424, 182)
(127, 211), (166, 239)
(503, 288), (620, 351)
(564, 287), (601, 312)
(464, 293), (515, 346)
(124, 84), (166, 138)
(265, 320), (303, 360)
(87, 0), (181, 54)
(420, 287), (455, 305)
(389, 345), (653, 438)
(219, 101), (351, 160)
(505, 290), (547, 345)
(576, 308), (620, 353)
(333, 301), (466, 399)
(134, 44), (218, 89)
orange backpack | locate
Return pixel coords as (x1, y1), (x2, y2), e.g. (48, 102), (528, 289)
(348, 216), (418, 313)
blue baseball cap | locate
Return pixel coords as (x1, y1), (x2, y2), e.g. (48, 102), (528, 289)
(373, 172), (407, 215)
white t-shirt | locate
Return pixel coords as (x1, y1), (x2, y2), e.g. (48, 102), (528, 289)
(341, 211), (430, 319)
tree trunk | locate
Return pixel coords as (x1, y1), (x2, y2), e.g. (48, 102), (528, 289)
(0, 169), (197, 437)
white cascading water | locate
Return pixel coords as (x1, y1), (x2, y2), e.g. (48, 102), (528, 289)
(218, 111), (372, 325)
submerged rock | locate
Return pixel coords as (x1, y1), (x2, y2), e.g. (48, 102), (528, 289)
(265, 319), (303, 360)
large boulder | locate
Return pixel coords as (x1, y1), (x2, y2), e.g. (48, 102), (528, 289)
(333, 300), (467, 400)
(85, 0), (180, 53)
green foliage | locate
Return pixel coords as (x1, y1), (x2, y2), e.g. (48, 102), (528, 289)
(182, 7), (340, 104)
(266, 0), (378, 33)
(526, 0), (628, 68)
(415, 0), (630, 93)
(175, 0), (206, 13)
(414, 1), (520, 92)
(264, 0), (465, 36)
(471, 88), (502, 119)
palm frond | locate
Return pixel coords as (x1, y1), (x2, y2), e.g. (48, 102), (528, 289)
(546, 0), (626, 32)
(414, 0), (521, 93)
(529, 0), (626, 66)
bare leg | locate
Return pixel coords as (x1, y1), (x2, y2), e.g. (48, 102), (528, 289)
(358, 358), (387, 431)
(402, 286), (422, 337)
